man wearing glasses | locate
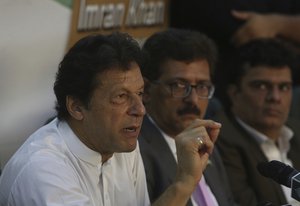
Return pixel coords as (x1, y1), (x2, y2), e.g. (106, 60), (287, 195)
(138, 28), (236, 206)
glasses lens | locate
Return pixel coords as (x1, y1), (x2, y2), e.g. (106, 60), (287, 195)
(173, 83), (215, 99)
(170, 82), (187, 97)
(196, 84), (215, 99)
(167, 81), (214, 99)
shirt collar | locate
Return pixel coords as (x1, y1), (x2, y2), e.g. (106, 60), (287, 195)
(58, 119), (103, 167)
(235, 116), (293, 152)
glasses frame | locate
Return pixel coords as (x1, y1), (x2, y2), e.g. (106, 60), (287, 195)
(152, 80), (215, 99)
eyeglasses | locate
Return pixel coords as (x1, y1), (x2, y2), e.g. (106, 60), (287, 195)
(153, 80), (215, 99)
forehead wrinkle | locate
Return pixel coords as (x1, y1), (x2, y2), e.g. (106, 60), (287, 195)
(96, 70), (144, 95)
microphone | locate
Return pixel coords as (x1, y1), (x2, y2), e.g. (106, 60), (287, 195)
(257, 160), (300, 201)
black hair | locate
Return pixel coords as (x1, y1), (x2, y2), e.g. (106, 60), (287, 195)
(219, 38), (296, 111)
(141, 28), (218, 81)
(53, 32), (143, 120)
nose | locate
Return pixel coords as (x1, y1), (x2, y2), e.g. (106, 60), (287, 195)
(183, 87), (200, 105)
(128, 95), (146, 117)
(266, 87), (282, 102)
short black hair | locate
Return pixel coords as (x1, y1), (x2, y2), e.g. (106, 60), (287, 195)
(141, 28), (218, 81)
(228, 38), (295, 86)
(220, 38), (296, 110)
(53, 32), (143, 120)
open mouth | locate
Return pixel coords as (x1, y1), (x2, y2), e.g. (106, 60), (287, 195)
(123, 124), (141, 134)
(124, 126), (138, 132)
(122, 125), (141, 140)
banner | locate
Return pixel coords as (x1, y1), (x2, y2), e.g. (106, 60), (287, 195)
(68, 0), (169, 47)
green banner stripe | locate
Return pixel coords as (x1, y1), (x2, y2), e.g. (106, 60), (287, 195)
(54, 0), (73, 9)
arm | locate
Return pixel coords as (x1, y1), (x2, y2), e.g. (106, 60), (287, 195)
(232, 10), (300, 45)
(152, 119), (221, 206)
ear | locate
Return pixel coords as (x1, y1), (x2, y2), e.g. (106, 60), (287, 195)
(227, 84), (239, 103)
(66, 95), (84, 120)
(142, 77), (152, 103)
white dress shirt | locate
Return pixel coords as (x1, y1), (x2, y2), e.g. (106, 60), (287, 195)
(236, 117), (300, 206)
(0, 118), (150, 206)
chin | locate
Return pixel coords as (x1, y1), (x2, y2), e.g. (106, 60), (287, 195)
(122, 148), (136, 153)
(259, 120), (282, 130)
(267, 122), (283, 128)
(264, 116), (284, 125)
(123, 143), (137, 153)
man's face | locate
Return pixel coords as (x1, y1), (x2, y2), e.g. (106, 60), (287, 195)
(146, 59), (212, 137)
(230, 66), (292, 132)
(79, 63), (145, 157)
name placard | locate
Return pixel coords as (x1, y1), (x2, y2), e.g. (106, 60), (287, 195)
(68, 0), (169, 48)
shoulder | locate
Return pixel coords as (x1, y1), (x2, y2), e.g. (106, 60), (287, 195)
(0, 145), (80, 204)
(0, 119), (75, 190)
(139, 115), (164, 150)
(214, 110), (244, 143)
(287, 118), (300, 132)
(287, 118), (300, 146)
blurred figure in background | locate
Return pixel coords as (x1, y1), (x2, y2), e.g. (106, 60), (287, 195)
(231, 10), (300, 46)
(170, 0), (300, 112)
(214, 38), (300, 206)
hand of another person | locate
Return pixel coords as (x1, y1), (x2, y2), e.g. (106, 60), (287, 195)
(231, 10), (280, 46)
(175, 119), (221, 189)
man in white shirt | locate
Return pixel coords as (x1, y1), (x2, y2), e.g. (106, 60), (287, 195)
(0, 32), (218, 206)
(139, 28), (236, 206)
(214, 38), (300, 206)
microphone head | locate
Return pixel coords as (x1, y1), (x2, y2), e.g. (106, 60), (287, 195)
(257, 160), (298, 188)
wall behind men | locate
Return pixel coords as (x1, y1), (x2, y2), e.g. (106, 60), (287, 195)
(0, 0), (71, 169)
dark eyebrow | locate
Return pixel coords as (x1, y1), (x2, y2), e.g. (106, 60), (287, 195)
(166, 78), (187, 82)
(249, 80), (292, 84)
(279, 81), (293, 85)
(166, 78), (212, 84)
(248, 80), (270, 85)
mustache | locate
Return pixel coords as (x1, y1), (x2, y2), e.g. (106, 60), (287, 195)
(177, 105), (201, 116)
